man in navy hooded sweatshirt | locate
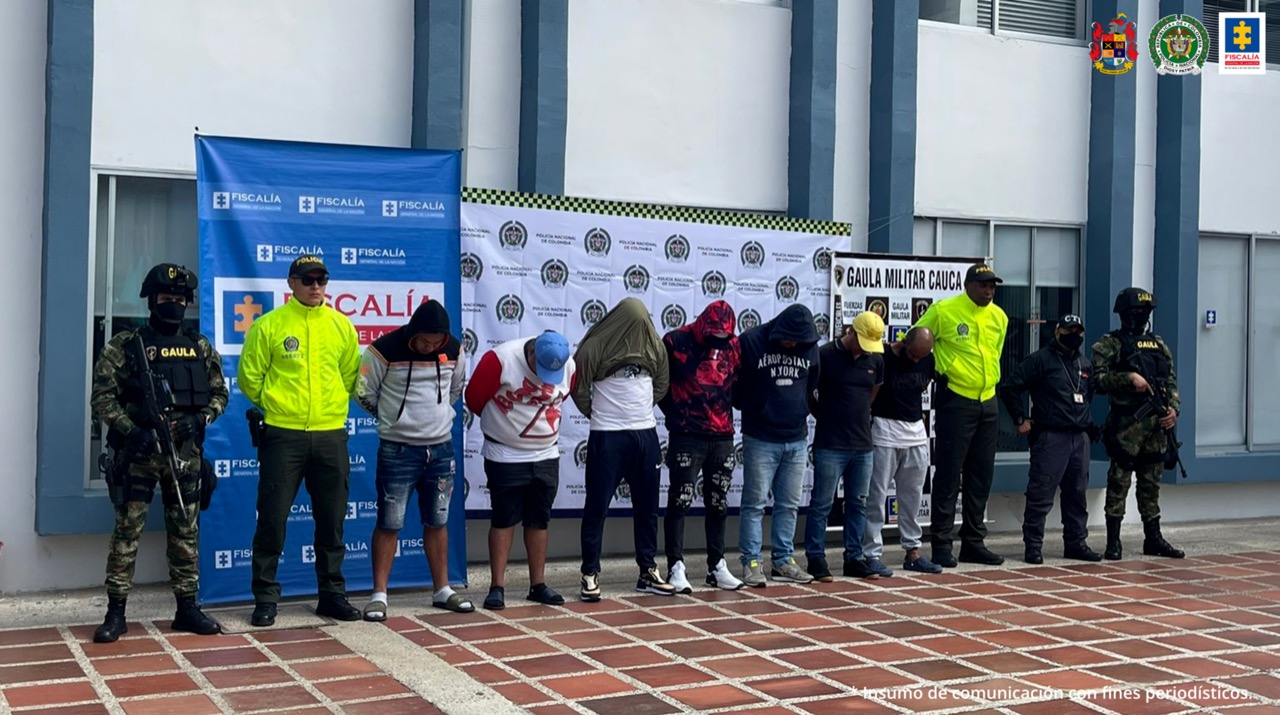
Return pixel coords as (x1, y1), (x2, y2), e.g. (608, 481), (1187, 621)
(734, 303), (821, 587)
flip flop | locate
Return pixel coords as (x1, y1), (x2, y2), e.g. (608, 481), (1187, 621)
(362, 600), (387, 622)
(433, 592), (475, 613)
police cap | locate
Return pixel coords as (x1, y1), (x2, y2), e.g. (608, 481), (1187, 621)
(1113, 287), (1156, 314)
(140, 263), (197, 299)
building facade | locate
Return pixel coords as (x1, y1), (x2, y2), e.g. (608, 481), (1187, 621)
(2, 0), (1277, 593)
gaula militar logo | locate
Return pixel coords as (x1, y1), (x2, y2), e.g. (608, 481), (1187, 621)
(498, 220), (528, 250)
(661, 304), (687, 331)
(540, 259), (569, 288)
(664, 234), (691, 263)
(1149, 14), (1210, 75)
(833, 264), (845, 286)
(740, 241), (766, 269)
(866, 296), (889, 320)
(812, 249), (832, 273)
(1090, 13), (1138, 75)
(738, 309), (761, 332)
(584, 227), (612, 257)
(775, 276), (800, 302)
(460, 252), (483, 282)
(462, 328), (478, 356)
(701, 270), (727, 298)
(495, 294), (524, 324)
(623, 265), (650, 293)
(581, 299), (607, 327)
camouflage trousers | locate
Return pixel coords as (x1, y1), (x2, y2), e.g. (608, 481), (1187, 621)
(1104, 461), (1162, 521)
(105, 463), (201, 598)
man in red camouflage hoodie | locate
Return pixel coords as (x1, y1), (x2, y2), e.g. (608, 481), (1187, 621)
(658, 301), (745, 592)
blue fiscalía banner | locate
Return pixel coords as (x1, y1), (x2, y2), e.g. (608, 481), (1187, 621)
(196, 135), (465, 604)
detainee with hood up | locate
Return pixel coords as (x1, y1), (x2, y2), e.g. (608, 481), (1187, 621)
(356, 299), (469, 620)
(734, 303), (821, 587)
(658, 301), (745, 593)
(572, 298), (674, 601)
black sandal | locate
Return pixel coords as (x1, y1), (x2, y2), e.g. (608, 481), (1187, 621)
(527, 583), (565, 606)
(483, 586), (505, 610)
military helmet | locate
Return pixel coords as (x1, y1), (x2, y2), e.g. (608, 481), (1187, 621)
(140, 263), (197, 300)
(1113, 287), (1156, 313)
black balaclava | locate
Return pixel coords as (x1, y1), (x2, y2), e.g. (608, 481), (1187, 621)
(1119, 308), (1152, 334)
(149, 297), (187, 336)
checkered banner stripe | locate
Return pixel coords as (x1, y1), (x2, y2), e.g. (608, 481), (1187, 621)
(461, 187), (851, 237)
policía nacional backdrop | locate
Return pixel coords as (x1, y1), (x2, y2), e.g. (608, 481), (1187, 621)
(196, 136), (465, 604)
(828, 252), (983, 525)
(460, 190), (848, 515)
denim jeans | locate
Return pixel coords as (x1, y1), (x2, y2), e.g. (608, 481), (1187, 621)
(375, 439), (455, 530)
(804, 448), (873, 563)
(738, 435), (808, 566)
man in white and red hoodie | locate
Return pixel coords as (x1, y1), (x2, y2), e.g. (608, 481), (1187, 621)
(464, 330), (575, 610)
(356, 299), (468, 621)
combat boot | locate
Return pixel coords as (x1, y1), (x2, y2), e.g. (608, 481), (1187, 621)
(1104, 517), (1123, 561)
(1142, 518), (1185, 559)
(172, 595), (222, 635)
(93, 595), (128, 643)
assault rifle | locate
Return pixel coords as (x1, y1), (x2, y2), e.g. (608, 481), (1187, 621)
(1132, 379), (1189, 481)
(128, 334), (193, 521)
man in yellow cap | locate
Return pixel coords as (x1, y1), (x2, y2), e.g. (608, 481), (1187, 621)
(804, 311), (885, 581)
(913, 263), (1008, 567)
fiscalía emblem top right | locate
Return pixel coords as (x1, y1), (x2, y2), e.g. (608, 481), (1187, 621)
(1149, 14), (1211, 75)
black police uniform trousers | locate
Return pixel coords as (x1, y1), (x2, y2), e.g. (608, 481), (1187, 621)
(251, 426), (351, 603)
(930, 390), (998, 553)
(1022, 429), (1089, 550)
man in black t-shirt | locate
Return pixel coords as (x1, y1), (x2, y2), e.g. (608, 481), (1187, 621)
(864, 327), (944, 575)
(805, 311), (884, 582)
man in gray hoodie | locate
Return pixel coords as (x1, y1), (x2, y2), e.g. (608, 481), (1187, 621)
(356, 299), (468, 620)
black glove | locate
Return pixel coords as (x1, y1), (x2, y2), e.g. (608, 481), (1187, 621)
(199, 458), (217, 511)
(127, 428), (159, 455)
(171, 414), (206, 444)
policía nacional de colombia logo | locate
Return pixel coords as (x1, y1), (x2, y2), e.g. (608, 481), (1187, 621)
(1089, 13), (1139, 75)
(814, 313), (831, 339)
(740, 241), (766, 269)
(496, 294), (524, 324)
(581, 299), (607, 327)
(738, 309), (761, 333)
(661, 304), (688, 331)
(460, 252), (483, 282)
(623, 265), (650, 293)
(812, 248), (833, 273)
(1149, 14), (1210, 75)
(775, 276), (800, 302)
(664, 234), (690, 263)
(573, 440), (589, 468)
(701, 270), (727, 298)
(462, 406), (474, 431)
(584, 227), (612, 257)
(283, 336), (300, 352)
(540, 259), (569, 288)
(462, 328), (478, 356)
(498, 220), (528, 250)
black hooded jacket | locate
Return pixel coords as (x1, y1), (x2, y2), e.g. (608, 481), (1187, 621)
(733, 304), (821, 442)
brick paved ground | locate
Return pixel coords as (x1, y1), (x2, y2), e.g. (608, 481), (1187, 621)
(3, 549), (1280, 713)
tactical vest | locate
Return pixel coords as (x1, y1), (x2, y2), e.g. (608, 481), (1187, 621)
(1109, 329), (1171, 394)
(121, 328), (212, 416)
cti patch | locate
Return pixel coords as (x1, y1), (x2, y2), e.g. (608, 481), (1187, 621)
(1090, 13), (1139, 75)
(1219, 12), (1265, 75)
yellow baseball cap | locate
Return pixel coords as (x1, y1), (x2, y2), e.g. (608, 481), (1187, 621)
(852, 311), (885, 353)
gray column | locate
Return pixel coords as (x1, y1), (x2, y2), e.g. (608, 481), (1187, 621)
(866, 0), (919, 254)
(788, 0), (838, 220)
(518, 0), (568, 195)
(412, 0), (465, 150)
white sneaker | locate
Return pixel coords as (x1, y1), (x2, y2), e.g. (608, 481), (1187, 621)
(706, 558), (745, 591)
(667, 561), (694, 595)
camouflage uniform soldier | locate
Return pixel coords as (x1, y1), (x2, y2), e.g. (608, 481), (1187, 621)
(1091, 287), (1184, 561)
(89, 264), (229, 643)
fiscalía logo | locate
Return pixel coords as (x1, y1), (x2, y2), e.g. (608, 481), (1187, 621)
(1090, 13), (1139, 75)
(738, 309), (762, 333)
(212, 191), (230, 210)
(623, 265), (650, 294)
(541, 259), (569, 288)
(775, 276), (800, 302)
(499, 220), (528, 250)
(462, 328), (478, 356)
(701, 271), (727, 298)
(1219, 12), (1265, 75)
(814, 313), (830, 340)
(1149, 14), (1210, 75)
(573, 440), (589, 468)
(813, 248), (833, 273)
(740, 241), (766, 269)
(664, 234), (691, 263)
(661, 304), (687, 331)
(340, 246), (407, 266)
(494, 295), (524, 326)
(583, 228), (612, 257)
(581, 300), (607, 327)
(460, 252), (483, 282)
(496, 294), (524, 324)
